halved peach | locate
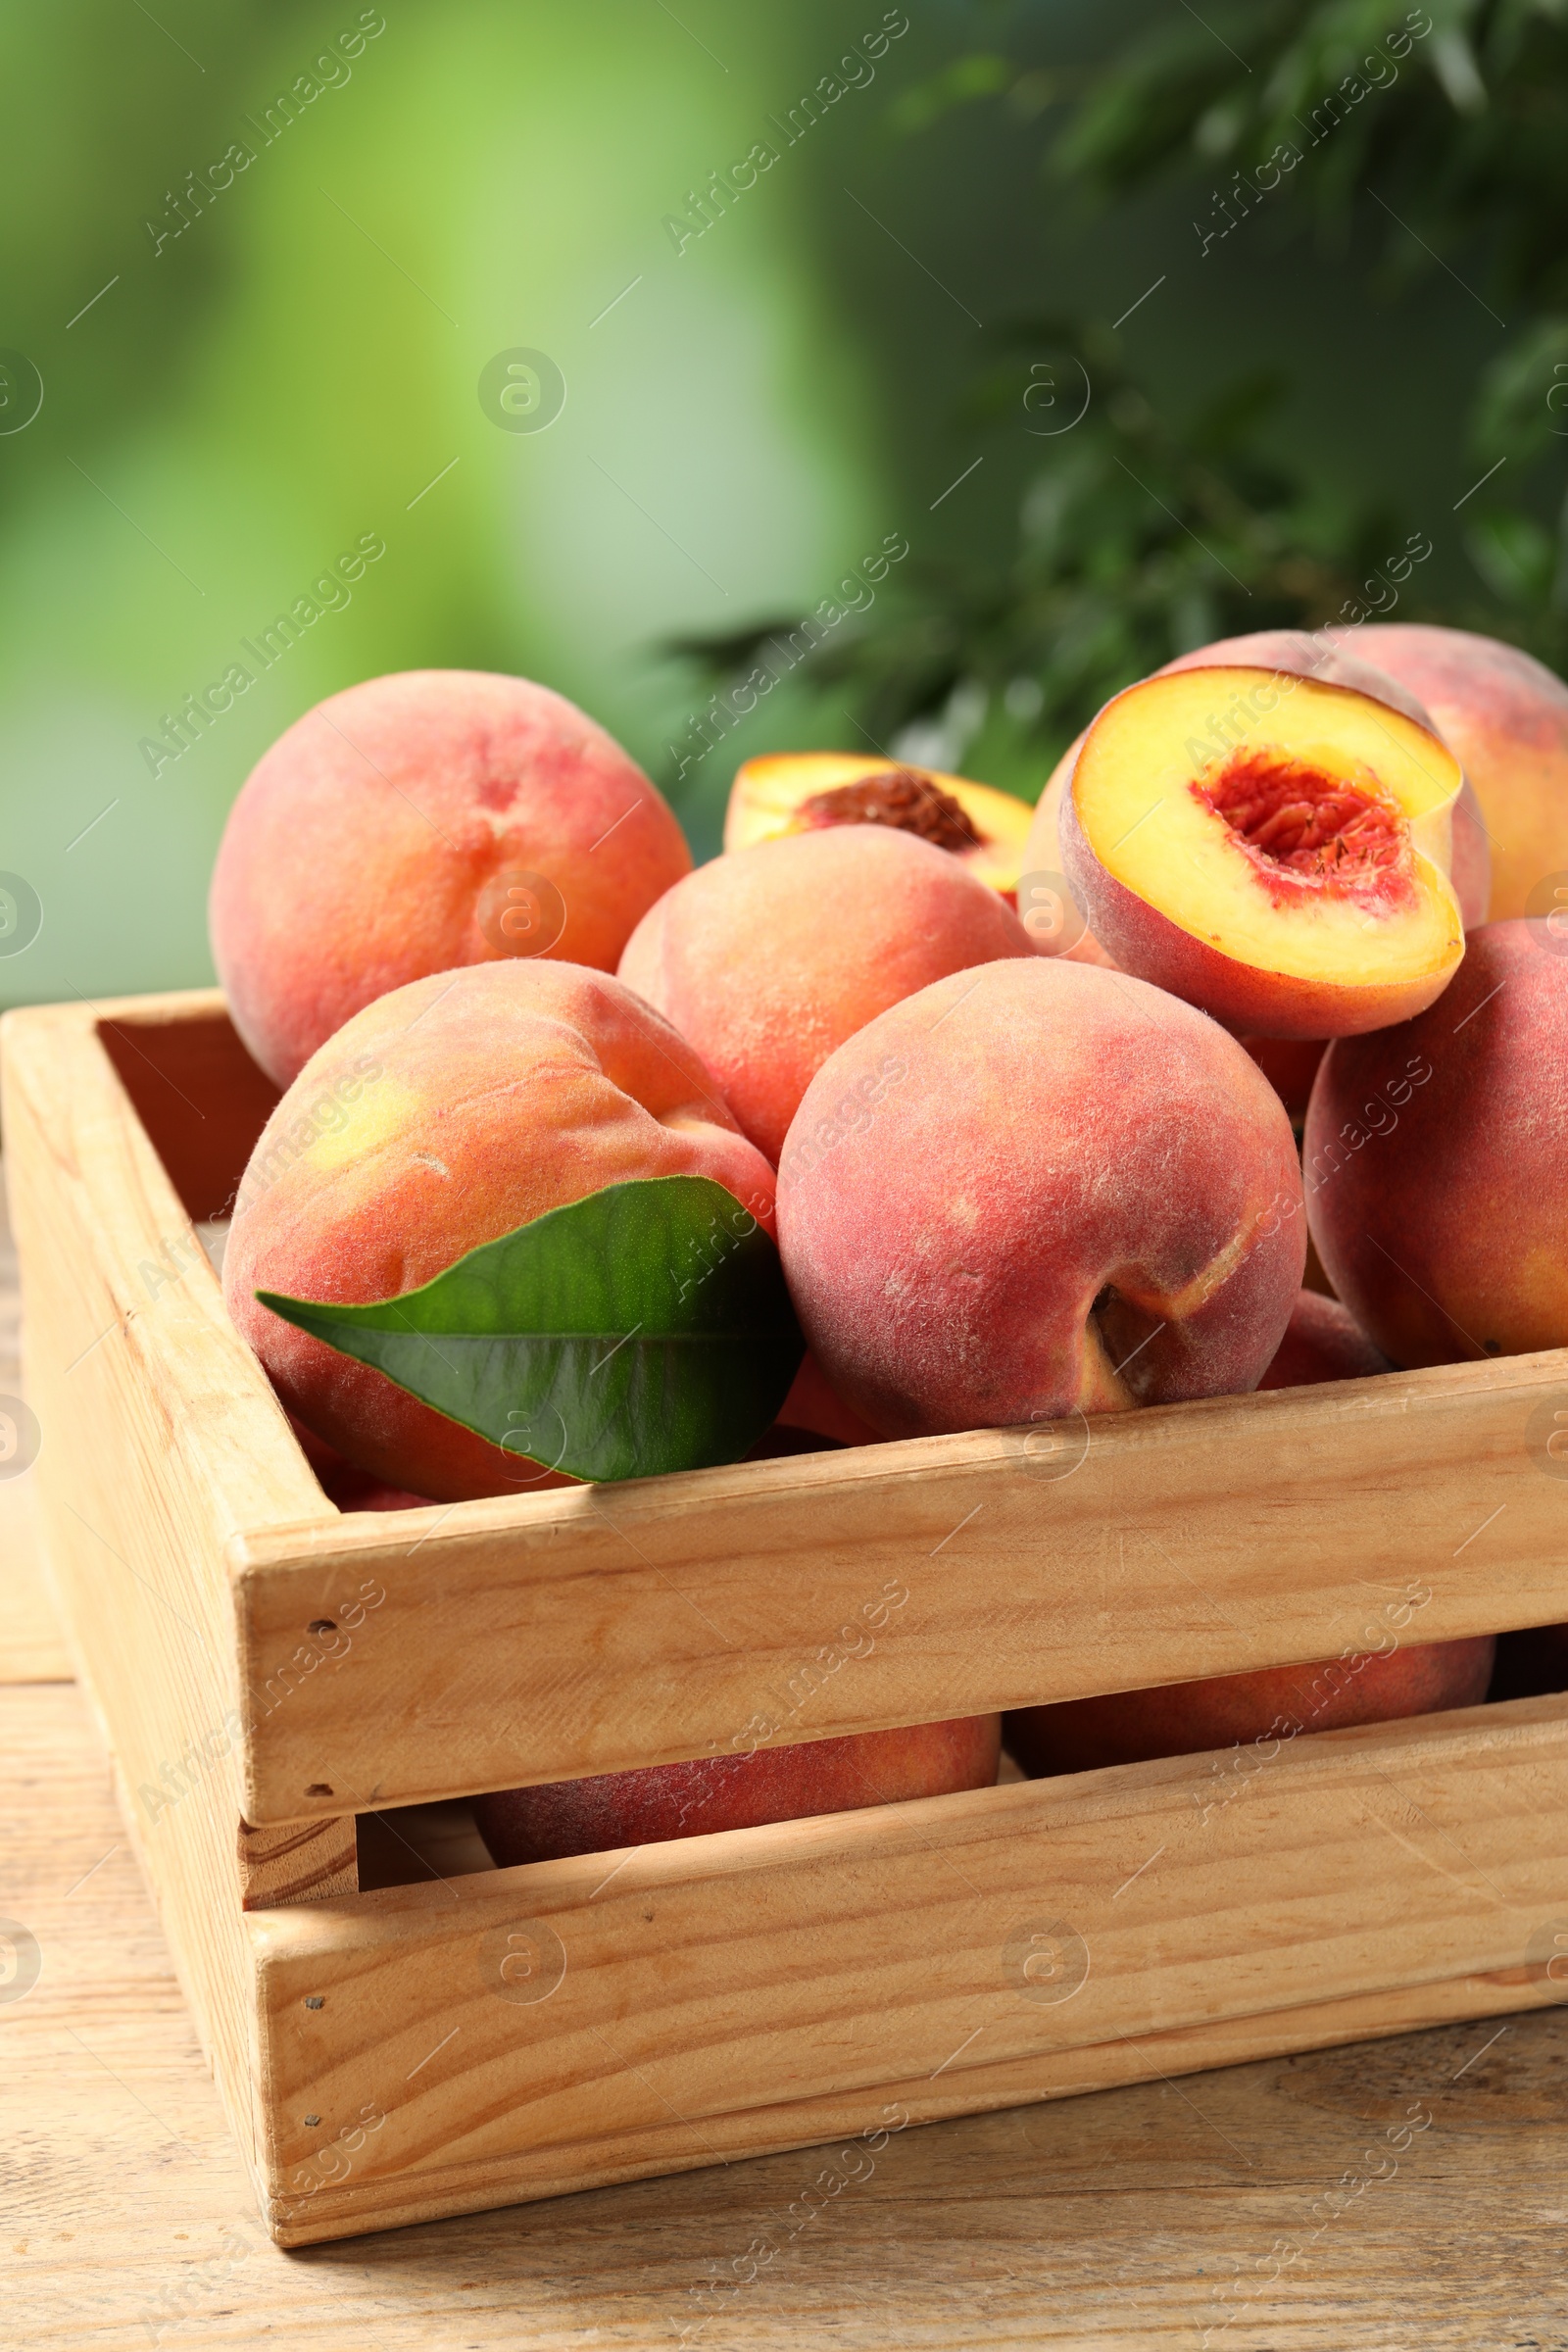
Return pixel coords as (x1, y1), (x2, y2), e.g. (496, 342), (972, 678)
(724, 752), (1032, 899)
(1157, 627), (1492, 928)
(1060, 665), (1465, 1038)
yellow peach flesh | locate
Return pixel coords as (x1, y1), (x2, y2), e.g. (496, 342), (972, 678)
(1072, 667), (1463, 1004)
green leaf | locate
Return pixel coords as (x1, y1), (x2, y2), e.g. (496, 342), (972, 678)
(257, 1176), (804, 1485)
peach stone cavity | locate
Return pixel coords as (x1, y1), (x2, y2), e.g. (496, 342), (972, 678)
(1197, 752), (1412, 902)
(724, 750), (1034, 899)
(797, 767), (982, 852)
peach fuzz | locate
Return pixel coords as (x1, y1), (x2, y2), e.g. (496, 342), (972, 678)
(1350, 623), (1568, 921)
(288, 1407), (438, 1509)
(1006, 1636), (1494, 1777)
(617, 824), (1034, 1165)
(776, 956), (1305, 1441)
(1304, 919), (1568, 1368)
(210, 669), (692, 1087)
(1017, 732), (1118, 966)
(1060, 665), (1465, 1040)
(223, 959), (777, 1502)
(1257, 1289), (1392, 1390)
(724, 751), (1033, 899)
(472, 1715), (1002, 1866)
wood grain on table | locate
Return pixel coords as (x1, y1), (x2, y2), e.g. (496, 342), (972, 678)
(0, 1164), (71, 1684)
(4, 1159), (1568, 2348)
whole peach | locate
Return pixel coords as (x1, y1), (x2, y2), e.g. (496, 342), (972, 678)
(224, 960), (776, 1500)
(1007, 1636), (1494, 1775)
(1257, 1289), (1392, 1389)
(776, 957), (1304, 1439)
(473, 1715), (1002, 1865)
(211, 670), (692, 1086)
(1304, 920), (1568, 1365)
(1352, 623), (1568, 920)
(618, 825), (1033, 1163)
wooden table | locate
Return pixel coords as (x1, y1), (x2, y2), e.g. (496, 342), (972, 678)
(5, 1171), (1568, 2349)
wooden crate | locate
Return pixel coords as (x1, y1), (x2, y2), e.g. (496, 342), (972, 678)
(5, 986), (1568, 2249)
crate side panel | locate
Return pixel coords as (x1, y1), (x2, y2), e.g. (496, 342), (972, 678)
(0, 1004), (342, 2189)
(248, 1694), (1568, 2241)
(258, 1967), (1544, 2247)
(95, 995), (279, 1223)
(236, 1348), (1568, 1820)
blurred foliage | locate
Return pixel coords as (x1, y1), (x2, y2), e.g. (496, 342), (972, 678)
(677, 0), (1568, 793)
(0, 0), (891, 1004)
(11, 0), (1568, 1011)
(672, 326), (1391, 794)
(1049, 0), (1568, 303)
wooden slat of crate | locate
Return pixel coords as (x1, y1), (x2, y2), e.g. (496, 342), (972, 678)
(230, 1347), (1568, 1824)
(249, 1690), (1568, 2244)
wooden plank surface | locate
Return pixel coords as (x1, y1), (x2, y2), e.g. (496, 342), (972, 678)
(6, 1679), (1568, 2347)
(233, 1338), (1568, 1822)
(236, 1815), (359, 1911)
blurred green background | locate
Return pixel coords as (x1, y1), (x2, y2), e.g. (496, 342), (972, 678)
(4, 0), (1564, 1008)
